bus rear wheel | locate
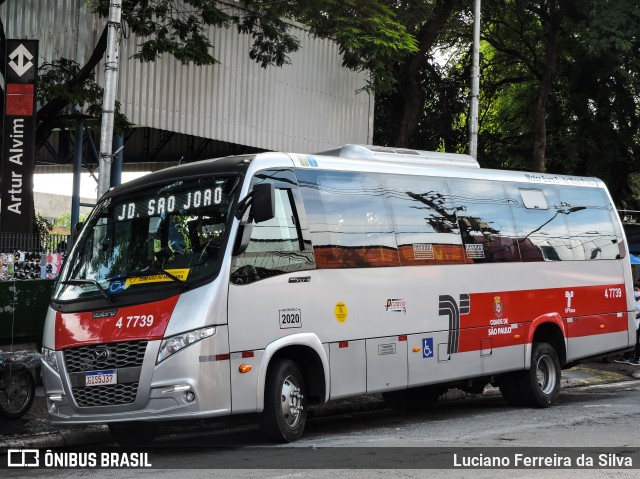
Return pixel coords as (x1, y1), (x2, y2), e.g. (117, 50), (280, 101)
(498, 372), (525, 406)
(500, 342), (560, 407)
(259, 359), (307, 443)
(520, 342), (561, 407)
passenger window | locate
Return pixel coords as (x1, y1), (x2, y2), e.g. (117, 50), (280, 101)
(383, 174), (464, 265)
(448, 179), (521, 263)
(505, 184), (572, 262)
(557, 187), (619, 260)
(230, 170), (314, 285)
(297, 170), (399, 268)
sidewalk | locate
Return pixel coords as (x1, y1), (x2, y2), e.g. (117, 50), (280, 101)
(2, 362), (638, 449)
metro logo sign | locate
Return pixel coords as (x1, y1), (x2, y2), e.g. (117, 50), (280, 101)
(1, 39), (38, 233)
(8, 44), (35, 78)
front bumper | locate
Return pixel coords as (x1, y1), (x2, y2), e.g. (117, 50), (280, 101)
(42, 333), (232, 425)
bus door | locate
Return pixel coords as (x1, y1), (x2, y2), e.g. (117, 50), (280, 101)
(227, 169), (316, 412)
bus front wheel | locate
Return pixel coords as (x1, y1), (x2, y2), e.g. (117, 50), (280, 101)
(259, 359), (307, 443)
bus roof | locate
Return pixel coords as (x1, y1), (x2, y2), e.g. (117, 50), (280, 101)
(104, 145), (606, 201)
(283, 147), (604, 190)
(316, 144), (480, 169)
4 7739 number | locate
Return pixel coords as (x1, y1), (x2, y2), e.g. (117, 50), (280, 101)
(604, 287), (622, 299)
(115, 315), (154, 329)
(279, 308), (302, 329)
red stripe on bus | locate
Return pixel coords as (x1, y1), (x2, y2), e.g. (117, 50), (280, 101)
(455, 284), (628, 353)
(55, 296), (180, 349)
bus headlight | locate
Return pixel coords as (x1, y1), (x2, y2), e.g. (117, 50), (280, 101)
(157, 327), (216, 363)
(42, 347), (59, 372)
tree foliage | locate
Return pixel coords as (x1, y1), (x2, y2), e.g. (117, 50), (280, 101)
(374, 0), (640, 206)
(38, 58), (132, 136)
(374, 0), (466, 148)
(1, 0), (418, 149)
(3, 0), (640, 208)
(477, 0), (640, 205)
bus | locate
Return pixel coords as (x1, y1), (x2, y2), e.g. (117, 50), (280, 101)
(41, 144), (635, 444)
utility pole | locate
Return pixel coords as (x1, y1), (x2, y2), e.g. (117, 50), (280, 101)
(469, 0), (481, 159)
(97, 1), (122, 198)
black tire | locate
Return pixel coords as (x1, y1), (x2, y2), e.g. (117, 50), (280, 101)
(259, 359), (307, 443)
(517, 342), (561, 407)
(108, 422), (159, 446)
(0, 369), (36, 420)
(498, 372), (526, 407)
(382, 386), (443, 410)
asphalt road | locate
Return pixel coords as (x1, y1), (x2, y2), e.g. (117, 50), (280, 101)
(3, 378), (640, 479)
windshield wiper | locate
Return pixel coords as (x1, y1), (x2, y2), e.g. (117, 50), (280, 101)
(110, 267), (185, 284)
(61, 279), (112, 302)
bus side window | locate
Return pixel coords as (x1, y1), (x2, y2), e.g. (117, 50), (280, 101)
(382, 174), (464, 265)
(556, 187), (619, 261)
(504, 184), (572, 262)
(448, 179), (521, 263)
(297, 170), (399, 268)
(231, 172), (314, 285)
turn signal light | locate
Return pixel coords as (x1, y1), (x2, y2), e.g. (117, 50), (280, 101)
(412, 347), (421, 353)
(239, 364), (252, 374)
(513, 334), (521, 340)
(599, 324), (605, 329)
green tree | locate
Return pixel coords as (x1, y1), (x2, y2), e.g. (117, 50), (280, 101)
(481, 0), (572, 173)
(53, 211), (87, 230)
(374, 0), (467, 149)
(479, 0), (640, 206)
(33, 214), (53, 236)
(554, 1), (640, 206)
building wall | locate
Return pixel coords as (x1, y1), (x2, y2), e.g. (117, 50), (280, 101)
(1, 0), (92, 65)
(34, 192), (93, 224)
(3, 0), (373, 154)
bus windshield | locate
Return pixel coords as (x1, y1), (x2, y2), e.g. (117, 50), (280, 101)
(54, 175), (240, 302)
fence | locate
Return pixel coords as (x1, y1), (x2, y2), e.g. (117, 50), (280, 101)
(0, 233), (69, 281)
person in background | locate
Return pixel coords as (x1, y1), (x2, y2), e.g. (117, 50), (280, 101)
(615, 285), (640, 365)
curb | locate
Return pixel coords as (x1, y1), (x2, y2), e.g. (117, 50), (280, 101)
(1, 366), (636, 449)
(0, 427), (111, 449)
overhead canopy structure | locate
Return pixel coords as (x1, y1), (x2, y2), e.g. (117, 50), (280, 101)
(3, 0), (374, 177)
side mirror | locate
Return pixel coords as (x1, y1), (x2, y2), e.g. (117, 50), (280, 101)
(232, 183), (275, 257)
(235, 183), (276, 223)
(232, 222), (253, 257)
(251, 183), (275, 223)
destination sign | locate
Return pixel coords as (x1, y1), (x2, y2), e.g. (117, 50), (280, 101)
(113, 178), (235, 221)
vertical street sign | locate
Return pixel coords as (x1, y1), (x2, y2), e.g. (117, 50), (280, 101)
(1, 39), (39, 233)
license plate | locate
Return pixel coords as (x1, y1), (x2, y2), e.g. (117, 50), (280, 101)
(85, 370), (117, 387)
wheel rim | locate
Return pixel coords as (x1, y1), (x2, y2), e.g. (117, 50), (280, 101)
(535, 354), (557, 395)
(0, 372), (32, 414)
(280, 374), (303, 428)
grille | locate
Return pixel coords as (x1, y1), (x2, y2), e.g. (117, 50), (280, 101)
(64, 341), (148, 373)
(72, 383), (139, 407)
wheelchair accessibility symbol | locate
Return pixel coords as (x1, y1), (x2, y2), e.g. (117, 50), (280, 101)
(422, 337), (434, 358)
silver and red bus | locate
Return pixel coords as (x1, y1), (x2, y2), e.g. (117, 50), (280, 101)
(41, 145), (635, 443)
